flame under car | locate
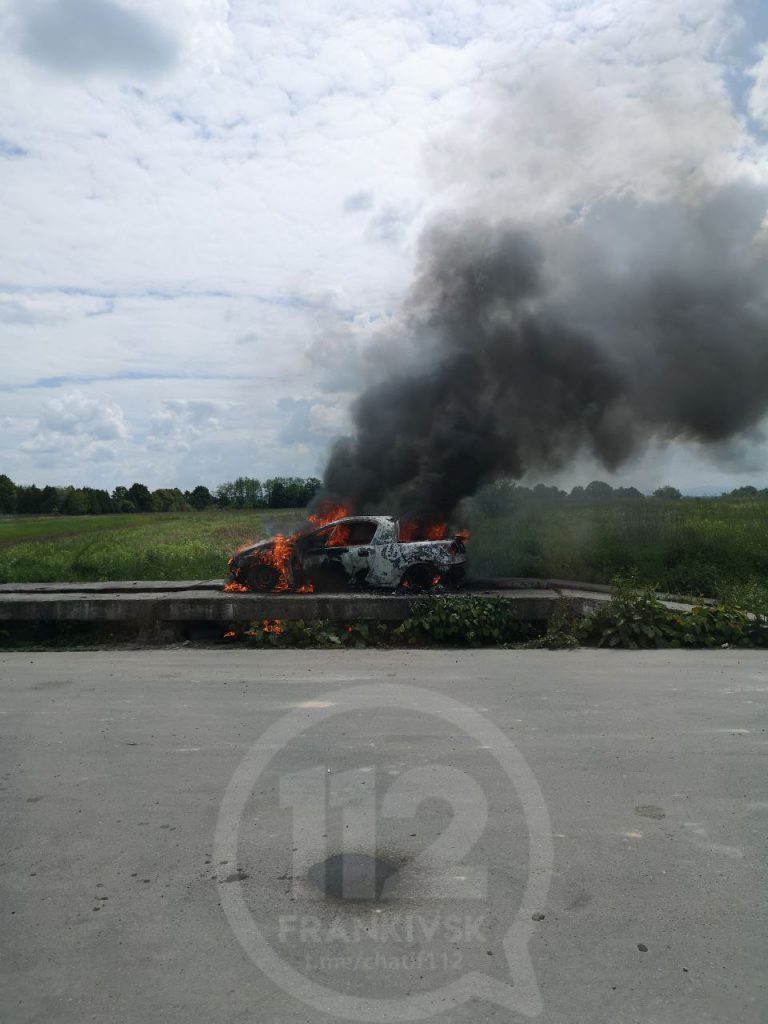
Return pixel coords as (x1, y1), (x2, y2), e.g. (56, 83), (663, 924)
(227, 515), (467, 592)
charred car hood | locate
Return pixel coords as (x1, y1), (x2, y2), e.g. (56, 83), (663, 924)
(230, 538), (278, 562)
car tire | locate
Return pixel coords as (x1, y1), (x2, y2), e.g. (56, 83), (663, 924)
(246, 563), (281, 592)
(400, 563), (438, 591)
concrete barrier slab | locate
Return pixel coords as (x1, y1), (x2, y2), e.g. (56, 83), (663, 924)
(0, 588), (562, 623)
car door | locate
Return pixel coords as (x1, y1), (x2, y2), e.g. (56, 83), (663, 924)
(298, 520), (376, 587)
(335, 520), (378, 585)
(297, 526), (335, 580)
(363, 522), (403, 587)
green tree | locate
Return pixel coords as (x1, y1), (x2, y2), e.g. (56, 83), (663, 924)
(215, 481), (234, 508)
(39, 485), (60, 514)
(111, 486), (136, 512)
(17, 484), (43, 513)
(60, 488), (88, 515)
(0, 474), (17, 513)
(264, 476), (288, 507)
(152, 488), (189, 512)
(243, 477), (264, 508)
(127, 482), (154, 512)
(584, 480), (614, 501)
(729, 485), (758, 498)
(217, 477), (265, 508)
(653, 485), (682, 500)
(263, 476), (321, 508)
(84, 488), (114, 514)
(189, 485), (214, 510)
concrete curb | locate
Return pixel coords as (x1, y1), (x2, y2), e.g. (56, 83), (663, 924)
(0, 579), (699, 632)
(0, 587), (561, 623)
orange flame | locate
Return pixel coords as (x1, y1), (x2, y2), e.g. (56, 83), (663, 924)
(267, 534), (293, 591)
(329, 522), (352, 546)
(237, 504), (354, 590)
(399, 519), (449, 542)
(227, 535), (298, 592)
(308, 500), (353, 528)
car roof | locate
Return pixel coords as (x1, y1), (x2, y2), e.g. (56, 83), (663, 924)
(305, 515), (394, 533)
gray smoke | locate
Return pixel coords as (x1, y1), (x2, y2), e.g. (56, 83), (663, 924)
(321, 185), (768, 521)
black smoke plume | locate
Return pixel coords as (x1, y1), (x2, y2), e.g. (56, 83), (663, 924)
(321, 185), (768, 521)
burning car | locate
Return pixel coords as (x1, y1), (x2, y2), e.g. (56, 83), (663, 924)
(227, 515), (467, 592)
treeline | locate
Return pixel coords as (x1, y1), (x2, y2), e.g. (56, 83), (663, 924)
(2, 472), (766, 517)
(473, 479), (768, 515)
(214, 477), (321, 509)
(0, 475), (321, 516)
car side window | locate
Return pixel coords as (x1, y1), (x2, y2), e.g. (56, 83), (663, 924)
(326, 521), (377, 547)
(346, 521), (377, 545)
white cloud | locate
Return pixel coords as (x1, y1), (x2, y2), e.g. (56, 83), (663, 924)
(308, 400), (349, 436)
(0, 0), (766, 491)
(275, 395), (350, 446)
(427, 10), (763, 217)
(749, 45), (768, 127)
(39, 390), (128, 439)
(146, 398), (233, 448)
(19, 390), (129, 462)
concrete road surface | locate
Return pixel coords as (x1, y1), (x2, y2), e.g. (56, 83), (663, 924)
(1, 649), (766, 1024)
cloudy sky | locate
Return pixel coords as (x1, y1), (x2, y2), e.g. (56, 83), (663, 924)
(1, 0), (767, 494)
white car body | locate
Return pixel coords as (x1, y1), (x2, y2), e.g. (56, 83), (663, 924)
(229, 515), (467, 591)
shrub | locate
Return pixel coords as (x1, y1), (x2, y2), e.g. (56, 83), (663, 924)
(578, 577), (681, 649)
(577, 575), (768, 649)
(228, 584), (768, 650)
(394, 596), (534, 647)
(527, 600), (582, 649)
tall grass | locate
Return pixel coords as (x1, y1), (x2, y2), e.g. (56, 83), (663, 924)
(0, 510), (301, 583)
(0, 513), (150, 544)
(1, 501), (766, 602)
(467, 498), (768, 599)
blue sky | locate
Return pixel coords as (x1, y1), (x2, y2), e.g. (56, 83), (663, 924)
(1, 0), (767, 493)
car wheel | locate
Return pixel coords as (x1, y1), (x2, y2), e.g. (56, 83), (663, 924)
(400, 564), (438, 591)
(246, 563), (280, 592)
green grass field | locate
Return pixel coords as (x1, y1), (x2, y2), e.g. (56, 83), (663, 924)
(0, 513), (151, 544)
(0, 510), (303, 583)
(1, 501), (766, 604)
